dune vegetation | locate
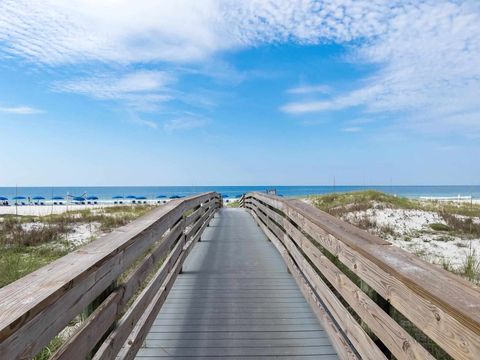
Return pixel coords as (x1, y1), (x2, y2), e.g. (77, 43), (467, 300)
(306, 190), (480, 284)
(0, 205), (156, 288)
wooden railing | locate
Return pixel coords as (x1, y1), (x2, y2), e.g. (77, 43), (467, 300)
(0, 192), (220, 360)
(244, 192), (480, 360)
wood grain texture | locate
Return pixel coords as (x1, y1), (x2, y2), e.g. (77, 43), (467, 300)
(245, 192), (480, 360)
(0, 192), (219, 359)
(247, 204), (385, 360)
(134, 208), (338, 360)
(250, 198), (434, 360)
(247, 208), (356, 360)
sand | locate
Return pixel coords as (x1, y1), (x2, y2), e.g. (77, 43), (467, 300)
(0, 200), (169, 216)
(343, 207), (480, 267)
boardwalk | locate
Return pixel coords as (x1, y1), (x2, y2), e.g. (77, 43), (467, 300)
(2, 192), (479, 360)
(135, 208), (338, 359)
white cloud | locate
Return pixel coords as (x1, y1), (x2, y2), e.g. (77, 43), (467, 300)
(287, 84), (331, 95)
(280, 1), (480, 135)
(342, 127), (361, 132)
(164, 114), (209, 132)
(0, 0), (392, 65)
(54, 71), (173, 111)
(1, 0), (479, 136)
(137, 119), (157, 129)
(0, 0), (235, 64)
(282, 85), (381, 113)
(0, 106), (43, 114)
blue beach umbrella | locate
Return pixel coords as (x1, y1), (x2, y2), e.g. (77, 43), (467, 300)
(222, 194), (229, 198)
(156, 195), (166, 198)
(136, 196), (147, 200)
(33, 196), (45, 200)
(0, 196), (8, 200)
(73, 196), (86, 202)
(13, 196), (26, 200)
(112, 196), (124, 199)
(169, 195), (181, 199)
(126, 195), (137, 199)
(52, 196), (64, 200)
(86, 196), (99, 200)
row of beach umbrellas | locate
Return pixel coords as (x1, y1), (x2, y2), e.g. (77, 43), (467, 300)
(1, 194), (242, 203)
(0, 195), (187, 201)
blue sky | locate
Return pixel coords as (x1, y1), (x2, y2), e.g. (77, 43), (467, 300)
(0, 0), (479, 186)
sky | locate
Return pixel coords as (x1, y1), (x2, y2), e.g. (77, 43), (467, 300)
(0, 0), (479, 186)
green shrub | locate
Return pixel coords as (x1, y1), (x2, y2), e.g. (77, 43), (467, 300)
(430, 223), (451, 231)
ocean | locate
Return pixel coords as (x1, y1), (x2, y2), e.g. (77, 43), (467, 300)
(0, 185), (479, 200)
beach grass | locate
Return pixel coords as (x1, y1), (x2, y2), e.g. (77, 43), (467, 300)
(226, 200), (241, 208)
(307, 190), (480, 284)
(0, 204), (156, 289)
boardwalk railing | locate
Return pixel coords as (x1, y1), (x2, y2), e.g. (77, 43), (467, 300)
(243, 192), (480, 360)
(0, 192), (220, 360)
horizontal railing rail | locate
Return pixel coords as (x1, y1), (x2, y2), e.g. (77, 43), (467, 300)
(243, 192), (480, 360)
(0, 192), (221, 360)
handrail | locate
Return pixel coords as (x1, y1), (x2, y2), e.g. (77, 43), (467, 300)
(0, 192), (221, 359)
(243, 192), (480, 360)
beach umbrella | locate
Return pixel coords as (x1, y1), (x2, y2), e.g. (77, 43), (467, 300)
(86, 196), (98, 200)
(222, 194), (229, 198)
(112, 196), (124, 199)
(0, 196), (8, 200)
(169, 195), (181, 199)
(12, 196), (26, 200)
(52, 196), (64, 200)
(136, 196), (147, 200)
(235, 194), (243, 198)
(33, 196), (45, 200)
(126, 195), (137, 199)
(156, 195), (166, 198)
(73, 196), (86, 202)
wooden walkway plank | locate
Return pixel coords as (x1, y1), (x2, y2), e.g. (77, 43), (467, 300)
(135, 208), (338, 359)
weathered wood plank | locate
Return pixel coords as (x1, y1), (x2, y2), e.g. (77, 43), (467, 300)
(247, 192), (480, 360)
(120, 218), (185, 309)
(118, 239), (187, 360)
(249, 205), (384, 360)
(92, 234), (187, 360)
(252, 198), (433, 360)
(247, 209), (356, 360)
(94, 205), (216, 359)
(0, 192), (218, 359)
(51, 291), (121, 360)
(118, 209), (214, 360)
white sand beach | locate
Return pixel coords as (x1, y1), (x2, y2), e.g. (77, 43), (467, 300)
(342, 206), (480, 267)
(0, 200), (169, 216)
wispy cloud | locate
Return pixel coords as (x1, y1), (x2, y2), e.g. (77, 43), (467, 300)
(133, 117), (158, 129)
(164, 114), (209, 132)
(282, 85), (380, 113)
(0, 1), (391, 65)
(342, 127), (361, 133)
(1, 0), (479, 137)
(287, 84), (331, 95)
(54, 71), (173, 111)
(0, 106), (43, 115)
(280, 1), (480, 135)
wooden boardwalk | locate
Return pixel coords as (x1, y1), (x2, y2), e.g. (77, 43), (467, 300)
(3, 192), (479, 359)
(135, 208), (338, 359)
